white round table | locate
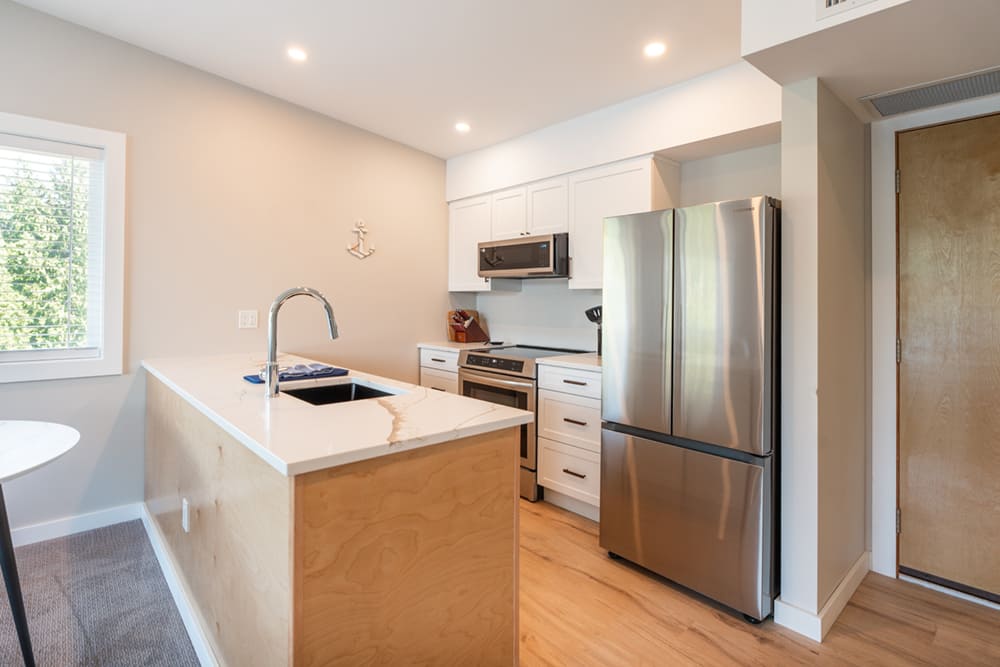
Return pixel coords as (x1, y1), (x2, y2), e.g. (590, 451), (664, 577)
(0, 421), (80, 667)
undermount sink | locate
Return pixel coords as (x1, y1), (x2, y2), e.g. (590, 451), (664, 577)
(283, 380), (398, 406)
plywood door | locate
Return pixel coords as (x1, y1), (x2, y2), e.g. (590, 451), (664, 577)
(897, 112), (1000, 601)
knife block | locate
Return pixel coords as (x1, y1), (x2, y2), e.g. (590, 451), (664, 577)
(447, 310), (490, 343)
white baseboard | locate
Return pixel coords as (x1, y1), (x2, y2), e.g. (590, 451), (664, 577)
(11, 503), (141, 547)
(543, 489), (599, 522)
(140, 503), (217, 667)
(899, 573), (1000, 612)
(774, 550), (870, 642)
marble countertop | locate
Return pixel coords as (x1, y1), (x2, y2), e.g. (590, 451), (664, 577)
(416, 340), (494, 351)
(142, 354), (533, 477)
(536, 352), (602, 372)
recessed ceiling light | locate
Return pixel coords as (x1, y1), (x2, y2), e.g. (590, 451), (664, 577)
(287, 46), (308, 62)
(455, 122), (471, 134)
(643, 42), (667, 58)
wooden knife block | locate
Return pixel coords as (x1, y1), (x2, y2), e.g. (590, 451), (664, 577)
(448, 310), (490, 343)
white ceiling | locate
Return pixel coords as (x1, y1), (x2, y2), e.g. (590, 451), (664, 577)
(13, 0), (742, 158)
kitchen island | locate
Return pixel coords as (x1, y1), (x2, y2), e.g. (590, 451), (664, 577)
(142, 354), (531, 666)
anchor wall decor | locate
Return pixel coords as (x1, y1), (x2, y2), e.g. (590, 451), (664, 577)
(346, 219), (375, 259)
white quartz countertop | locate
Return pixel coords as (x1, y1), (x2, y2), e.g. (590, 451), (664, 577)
(142, 354), (533, 477)
(416, 340), (493, 351)
(536, 352), (602, 372)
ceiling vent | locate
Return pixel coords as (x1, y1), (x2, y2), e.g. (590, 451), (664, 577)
(816, 0), (878, 20)
(860, 67), (1000, 117)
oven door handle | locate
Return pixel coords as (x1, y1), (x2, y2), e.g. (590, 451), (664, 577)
(458, 368), (535, 391)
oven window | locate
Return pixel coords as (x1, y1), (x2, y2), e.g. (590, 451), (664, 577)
(463, 380), (530, 460)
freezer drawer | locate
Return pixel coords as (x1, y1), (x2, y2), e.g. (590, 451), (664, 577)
(599, 428), (774, 620)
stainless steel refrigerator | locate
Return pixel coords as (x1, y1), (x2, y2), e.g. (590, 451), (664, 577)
(600, 196), (779, 621)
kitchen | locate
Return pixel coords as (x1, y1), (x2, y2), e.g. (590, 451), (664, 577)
(1, 0), (999, 665)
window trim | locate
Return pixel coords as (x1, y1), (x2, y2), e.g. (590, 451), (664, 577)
(0, 112), (125, 384)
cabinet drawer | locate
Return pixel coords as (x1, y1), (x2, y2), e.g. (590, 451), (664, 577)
(538, 366), (602, 399)
(538, 389), (601, 452)
(538, 438), (600, 506)
(419, 348), (459, 373)
(419, 367), (458, 394)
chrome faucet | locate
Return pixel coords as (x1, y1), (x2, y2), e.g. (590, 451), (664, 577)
(265, 286), (339, 397)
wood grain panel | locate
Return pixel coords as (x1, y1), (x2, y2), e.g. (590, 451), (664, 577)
(293, 428), (519, 666)
(519, 499), (1000, 666)
(897, 112), (1000, 598)
(145, 376), (292, 666)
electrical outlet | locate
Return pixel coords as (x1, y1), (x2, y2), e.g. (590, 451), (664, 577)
(182, 497), (190, 533)
(238, 309), (258, 329)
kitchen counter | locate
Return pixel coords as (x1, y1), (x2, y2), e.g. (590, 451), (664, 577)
(416, 340), (493, 351)
(536, 352), (602, 372)
(143, 353), (522, 665)
(142, 353), (532, 476)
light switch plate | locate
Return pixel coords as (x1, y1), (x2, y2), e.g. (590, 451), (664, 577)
(181, 497), (190, 533)
(238, 309), (258, 329)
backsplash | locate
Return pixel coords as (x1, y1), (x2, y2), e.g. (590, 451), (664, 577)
(474, 279), (601, 351)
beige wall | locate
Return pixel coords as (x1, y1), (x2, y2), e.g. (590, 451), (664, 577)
(0, 1), (450, 528)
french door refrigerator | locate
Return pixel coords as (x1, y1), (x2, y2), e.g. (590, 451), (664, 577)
(600, 196), (779, 621)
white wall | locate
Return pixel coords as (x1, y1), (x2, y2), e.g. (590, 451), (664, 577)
(0, 1), (450, 529)
(869, 91), (1000, 577)
(774, 78), (867, 639)
(446, 62), (781, 201)
(741, 0), (912, 55)
(816, 82), (867, 606)
(474, 281), (601, 352)
(678, 143), (781, 207)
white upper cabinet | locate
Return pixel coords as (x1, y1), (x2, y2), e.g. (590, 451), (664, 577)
(490, 187), (527, 240)
(568, 157), (676, 290)
(448, 196), (493, 292)
(526, 176), (569, 237)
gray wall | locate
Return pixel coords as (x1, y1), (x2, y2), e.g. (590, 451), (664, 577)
(0, 1), (450, 529)
(679, 143), (781, 207)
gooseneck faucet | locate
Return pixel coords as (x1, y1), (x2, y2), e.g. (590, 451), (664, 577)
(265, 286), (339, 397)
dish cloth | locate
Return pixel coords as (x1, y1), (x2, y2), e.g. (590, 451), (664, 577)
(243, 363), (348, 384)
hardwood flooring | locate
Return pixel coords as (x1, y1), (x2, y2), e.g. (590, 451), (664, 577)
(519, 500), (1000, 666)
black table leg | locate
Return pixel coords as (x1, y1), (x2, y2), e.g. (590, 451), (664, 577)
(0, 486), (34, 667)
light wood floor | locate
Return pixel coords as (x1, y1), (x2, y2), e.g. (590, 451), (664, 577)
(519, 500), (1000, 666)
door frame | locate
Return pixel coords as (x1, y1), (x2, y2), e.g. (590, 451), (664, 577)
(870, 93), (1000, 578)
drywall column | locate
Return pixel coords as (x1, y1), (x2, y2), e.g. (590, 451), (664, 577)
(775, 78), (868, 641)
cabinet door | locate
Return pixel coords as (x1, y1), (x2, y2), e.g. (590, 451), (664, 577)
(448, 196), (493, 292)
(568, 159), (653, 290)
(526, 176), (568, 236)
(490, 187), (527, 240)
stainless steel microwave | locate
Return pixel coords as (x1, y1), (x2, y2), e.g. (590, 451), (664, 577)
(477, 233), (569, 278)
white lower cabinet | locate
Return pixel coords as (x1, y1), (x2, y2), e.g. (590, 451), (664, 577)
(538, 437), (600, 506)
(417, 347), (460, 394)
(420, 367), (458, 394)
(537, 364), (603, 518)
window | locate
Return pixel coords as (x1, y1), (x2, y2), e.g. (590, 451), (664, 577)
(0, 112), (125, 383)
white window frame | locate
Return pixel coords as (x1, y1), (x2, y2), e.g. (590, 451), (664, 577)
(0, 112), (125, 383)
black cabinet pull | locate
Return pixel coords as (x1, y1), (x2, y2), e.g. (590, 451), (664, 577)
(562, 468), (587, 479)
(431, 357), (447, 363)
(430, 387), (446, 391)
(563, 417), (587, 426)
(562, 379), (587, 386)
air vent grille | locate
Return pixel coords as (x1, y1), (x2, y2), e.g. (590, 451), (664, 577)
(862, 67), (1000, 117)
(816, 0), (878, 20)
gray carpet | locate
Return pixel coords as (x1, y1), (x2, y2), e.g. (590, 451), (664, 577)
(0, 520), (199, 666)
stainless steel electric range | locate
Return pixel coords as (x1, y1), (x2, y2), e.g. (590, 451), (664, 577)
(458, 345), (583, 501)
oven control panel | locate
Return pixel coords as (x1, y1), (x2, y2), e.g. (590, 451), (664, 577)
(465, 355), (525, 374)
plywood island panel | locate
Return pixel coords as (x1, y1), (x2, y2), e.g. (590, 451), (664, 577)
(145, 376), (519, 666)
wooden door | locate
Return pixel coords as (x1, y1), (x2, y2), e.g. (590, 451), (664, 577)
(897, 112), (1000, 602)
